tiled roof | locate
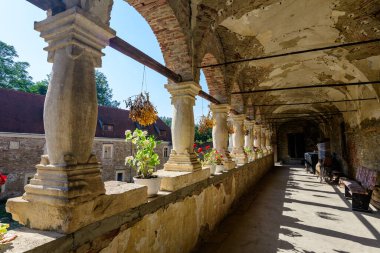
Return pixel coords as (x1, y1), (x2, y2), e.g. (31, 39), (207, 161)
(0, 89), (172, 142)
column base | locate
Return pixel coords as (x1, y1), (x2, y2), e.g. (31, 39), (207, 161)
(23, 155), (105, 206)
(164, 151), (202, 172)
(223, 160), (236, 170)
(231, 153), (248, 166)
(6, 181), (147, 234)
(156, 167), (210, 191)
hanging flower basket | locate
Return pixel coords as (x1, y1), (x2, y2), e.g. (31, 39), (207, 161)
(244, 125), (249, 136)
(227, 121), (235, 134)
(125, 92), (158, 126)
(198, 111), (214, 134)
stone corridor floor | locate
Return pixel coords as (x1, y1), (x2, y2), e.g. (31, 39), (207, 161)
(195, 165), (380, 253)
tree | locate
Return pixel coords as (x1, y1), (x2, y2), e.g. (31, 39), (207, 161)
(28, 75), (49, 95)
(95, 70), (120, 108)
(0, 41), (33, 91)
(160, 116), (172, 127)
(0, 41), (120, 107)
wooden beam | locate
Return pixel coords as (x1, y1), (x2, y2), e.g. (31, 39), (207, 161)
(25, 0), (233, 110)
(109, 37), (182, 83)
(26, 0), (65, 14)
(232, 81), (380, 95)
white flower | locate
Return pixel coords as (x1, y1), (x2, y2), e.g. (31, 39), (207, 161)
(125, 130), (132, 135)
(142, 131), (148, 136)
(133, 131), (138, 137)
(125, 156), (133, 163)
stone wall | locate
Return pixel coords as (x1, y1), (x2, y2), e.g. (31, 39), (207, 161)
(345, 119), (380, 181)
(5, 155), (273, 253)
(0, 133), (171, 200)
(0, 134), (45, 200)
(277, 121), (323, 163)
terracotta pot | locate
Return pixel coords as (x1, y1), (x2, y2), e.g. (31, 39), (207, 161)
(215, 164), (224, 174)
(133, 177), (161, 197)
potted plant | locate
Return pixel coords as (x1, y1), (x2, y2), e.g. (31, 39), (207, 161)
(0, 223), (16, 246)
(125, 129), (161, 196)
(196, 145), (216, 175)
(244, 147), (253, 162)
(214, 150), (224, 174)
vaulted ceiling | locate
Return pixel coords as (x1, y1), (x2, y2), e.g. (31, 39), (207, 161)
(193, 0), (380, 126)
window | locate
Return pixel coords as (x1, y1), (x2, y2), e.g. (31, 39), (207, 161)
(115, 170), (125, 182)
(159, 130), (167, 137)
(102, 144), (113, 159)
(24, 173), (34, 185)
(9, 141), (20, 149)
(102, 124), (114, 131)
(163, 147), (169, 158)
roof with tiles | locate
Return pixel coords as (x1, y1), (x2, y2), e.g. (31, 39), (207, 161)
(0, 88), (172, 142)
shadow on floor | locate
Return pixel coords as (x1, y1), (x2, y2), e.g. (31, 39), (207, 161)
(194, 165), (380, 253)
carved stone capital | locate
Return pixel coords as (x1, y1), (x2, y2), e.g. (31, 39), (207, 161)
(35, 7), (115, 67)
(210, 103), (230, 114)
(165, 81), (201, 106)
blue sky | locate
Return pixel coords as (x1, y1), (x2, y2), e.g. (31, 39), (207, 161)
(0, 0), (210, 120)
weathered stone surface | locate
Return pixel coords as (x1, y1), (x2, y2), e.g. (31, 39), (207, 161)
(230, 114), (248, 165)
(156, 167), (210, 191)
(6, 182), (147, 234)
(164, 81), (202, 172)
(4, 155), (273, 253)
(210, 104), (235, 170)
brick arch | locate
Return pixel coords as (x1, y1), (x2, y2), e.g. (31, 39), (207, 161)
(125, 0), (193, 81)
(200, 53), (229, 103)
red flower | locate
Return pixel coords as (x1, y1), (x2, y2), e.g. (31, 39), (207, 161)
(206, 145), (210, 150)
(215, 150), (218, 153)
(193, 143), (197, 148)
(198, 147), (203, 153)
(0, 173), (7, 186)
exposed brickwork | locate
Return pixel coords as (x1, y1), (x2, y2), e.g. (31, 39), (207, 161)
(345, 119), (380, 182)
(126, 0), (193, 80)
(200, 53), (228, 103)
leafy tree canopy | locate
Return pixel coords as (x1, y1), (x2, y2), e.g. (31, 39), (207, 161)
(159, 116), (172, 127)
(0, 41), (33, 92)
(0, 40), (120, 107)
(95, 70), (120, 108)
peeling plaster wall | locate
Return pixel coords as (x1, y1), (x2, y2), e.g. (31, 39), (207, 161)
(345, 119), (380, 180)
(11, 155), (273, 253)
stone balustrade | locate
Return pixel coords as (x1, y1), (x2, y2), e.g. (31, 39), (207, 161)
(4, 155), (274, 253)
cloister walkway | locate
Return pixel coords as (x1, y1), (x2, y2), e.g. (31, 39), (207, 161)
(196, 165), (380, 253)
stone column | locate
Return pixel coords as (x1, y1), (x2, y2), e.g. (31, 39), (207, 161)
(244, 120), (255, 148)
(210, 104), (235, 170)
(230, 114), (248, 165)
(7, 7), (148, 234)
(266, 129), (272, 153)
(261, 126), (268, 155)
(164, 81), (201, 172)
(245, 120), (255, 162)
(254, 124), (262, 158)
(157, 82), (209, 191)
